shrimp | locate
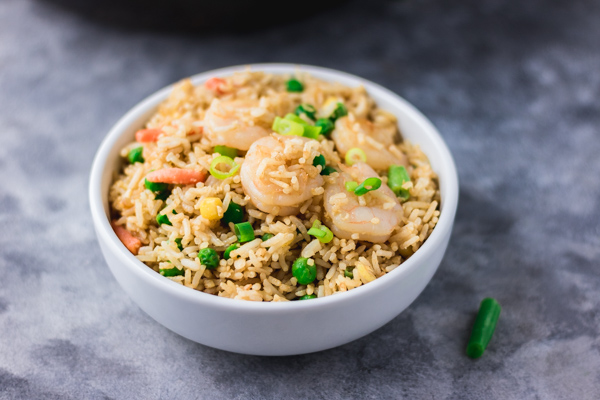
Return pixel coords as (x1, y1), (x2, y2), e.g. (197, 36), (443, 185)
(240, 134), (324, 216)
(323, 162), (402, 243)
(331, 116), (407, 171)
(203, 99), (271, 150)
(146, 168), (207, 185)
(111, 221), (141, 255)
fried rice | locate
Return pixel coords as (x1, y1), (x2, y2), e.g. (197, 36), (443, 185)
(109, 70), (440, 302)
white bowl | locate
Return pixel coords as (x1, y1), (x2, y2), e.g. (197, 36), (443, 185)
(89, 64), (459, 356)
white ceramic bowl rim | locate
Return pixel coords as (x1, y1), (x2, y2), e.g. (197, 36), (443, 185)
(89, 63), (458, 312)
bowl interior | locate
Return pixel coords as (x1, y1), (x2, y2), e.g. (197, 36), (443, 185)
(90, 63), (459, 308)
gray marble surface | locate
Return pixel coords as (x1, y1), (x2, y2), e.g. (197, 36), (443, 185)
(1, 0), (599, 398)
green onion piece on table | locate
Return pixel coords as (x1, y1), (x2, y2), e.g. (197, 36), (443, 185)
(156, 213), (172, 226)
(292, 257), (317, 285)
(223, 243), (239, 260)
(223, 202), (244, 224)
(160, 266), (184, 276)
(272, 117), (304, 136)
(294, 103), (316, 120)
(234, 222), (255, 243)
(345, 148), (367, 165)
(354, 177), (382, 196)
(299, 294), (317, 300)
(466, 298), (502, 359)
(315, 118), (334, 137)
(312, 154), (326, 169)
(214, 145), (238, 159)
(345, 181), (358, 192)
(321, 166), (337, 176)
(145, 178), (168, 193)
(286, 78), (304, 92)
(198, 247), (220, 270)
(209, 155), (240, 180)
(388, 165), (411, 200)
(128, 146), (144, 164)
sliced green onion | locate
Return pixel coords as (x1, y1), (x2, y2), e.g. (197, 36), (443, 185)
(223, 243), (239, 260)
(214, 145), (238, 159)
(345, 181), (358, 192)
(284, 113), (309, 125)
(128, 146), (144, 164)
(223, 202), (244, 224)
(234, 222), (255, 243)
(261, 233), (274, 241)
(344, 268), (354, 279)
(345, 148), (367, 165)
(307, 227), (326, 238)
(156, 213), (172, 226)
(286, 78), (303, 92)
(321, 166), (337, 176)
(160, 266), (184, 276)
(209, 155), (240, 180)
(174, 238), (183, 251)
(329, 102), (348, 121)
(388, 165), (411, 200)
(299, 294), (317, 300)
(467, 298), (502, 359)
(154, 190), (170, 201)
(295, 103), (316, 120)
(312, 154), (326, 169)
(145, 178), (168, 193)
(315, 118), (334, 137)
(272, 117), (304, 136)
(302, 125), (322, 139)
(307, 220), (334, 243)
(354, 177), (382, 196)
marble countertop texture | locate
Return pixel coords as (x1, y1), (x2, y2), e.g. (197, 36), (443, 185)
(1, 0), (599, 398)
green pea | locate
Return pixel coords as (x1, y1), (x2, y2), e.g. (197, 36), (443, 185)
(286, 78), (304, 93)
(223, 243), (239, 260)
(299, 294), (317, 300)
(128, 146), (144, 163)
(315, 118), (334, 137)
(199, 248), (219, 270)
(145, 178), (168, 193)
(292, 257), (317, 285)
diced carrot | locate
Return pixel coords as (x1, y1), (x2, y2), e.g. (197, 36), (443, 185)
(135, 128), (163, 143)
(111, 221), (141, 255)
(205, 77), (226, 94)
(145, 168), (207, 185)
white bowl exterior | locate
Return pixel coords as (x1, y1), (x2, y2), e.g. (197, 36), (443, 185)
(90, 64), (458, 356)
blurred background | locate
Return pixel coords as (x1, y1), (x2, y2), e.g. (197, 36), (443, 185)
(1, 0), (599, 398)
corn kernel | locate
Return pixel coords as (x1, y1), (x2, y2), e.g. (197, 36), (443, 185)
(200, 197), (223, 220)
